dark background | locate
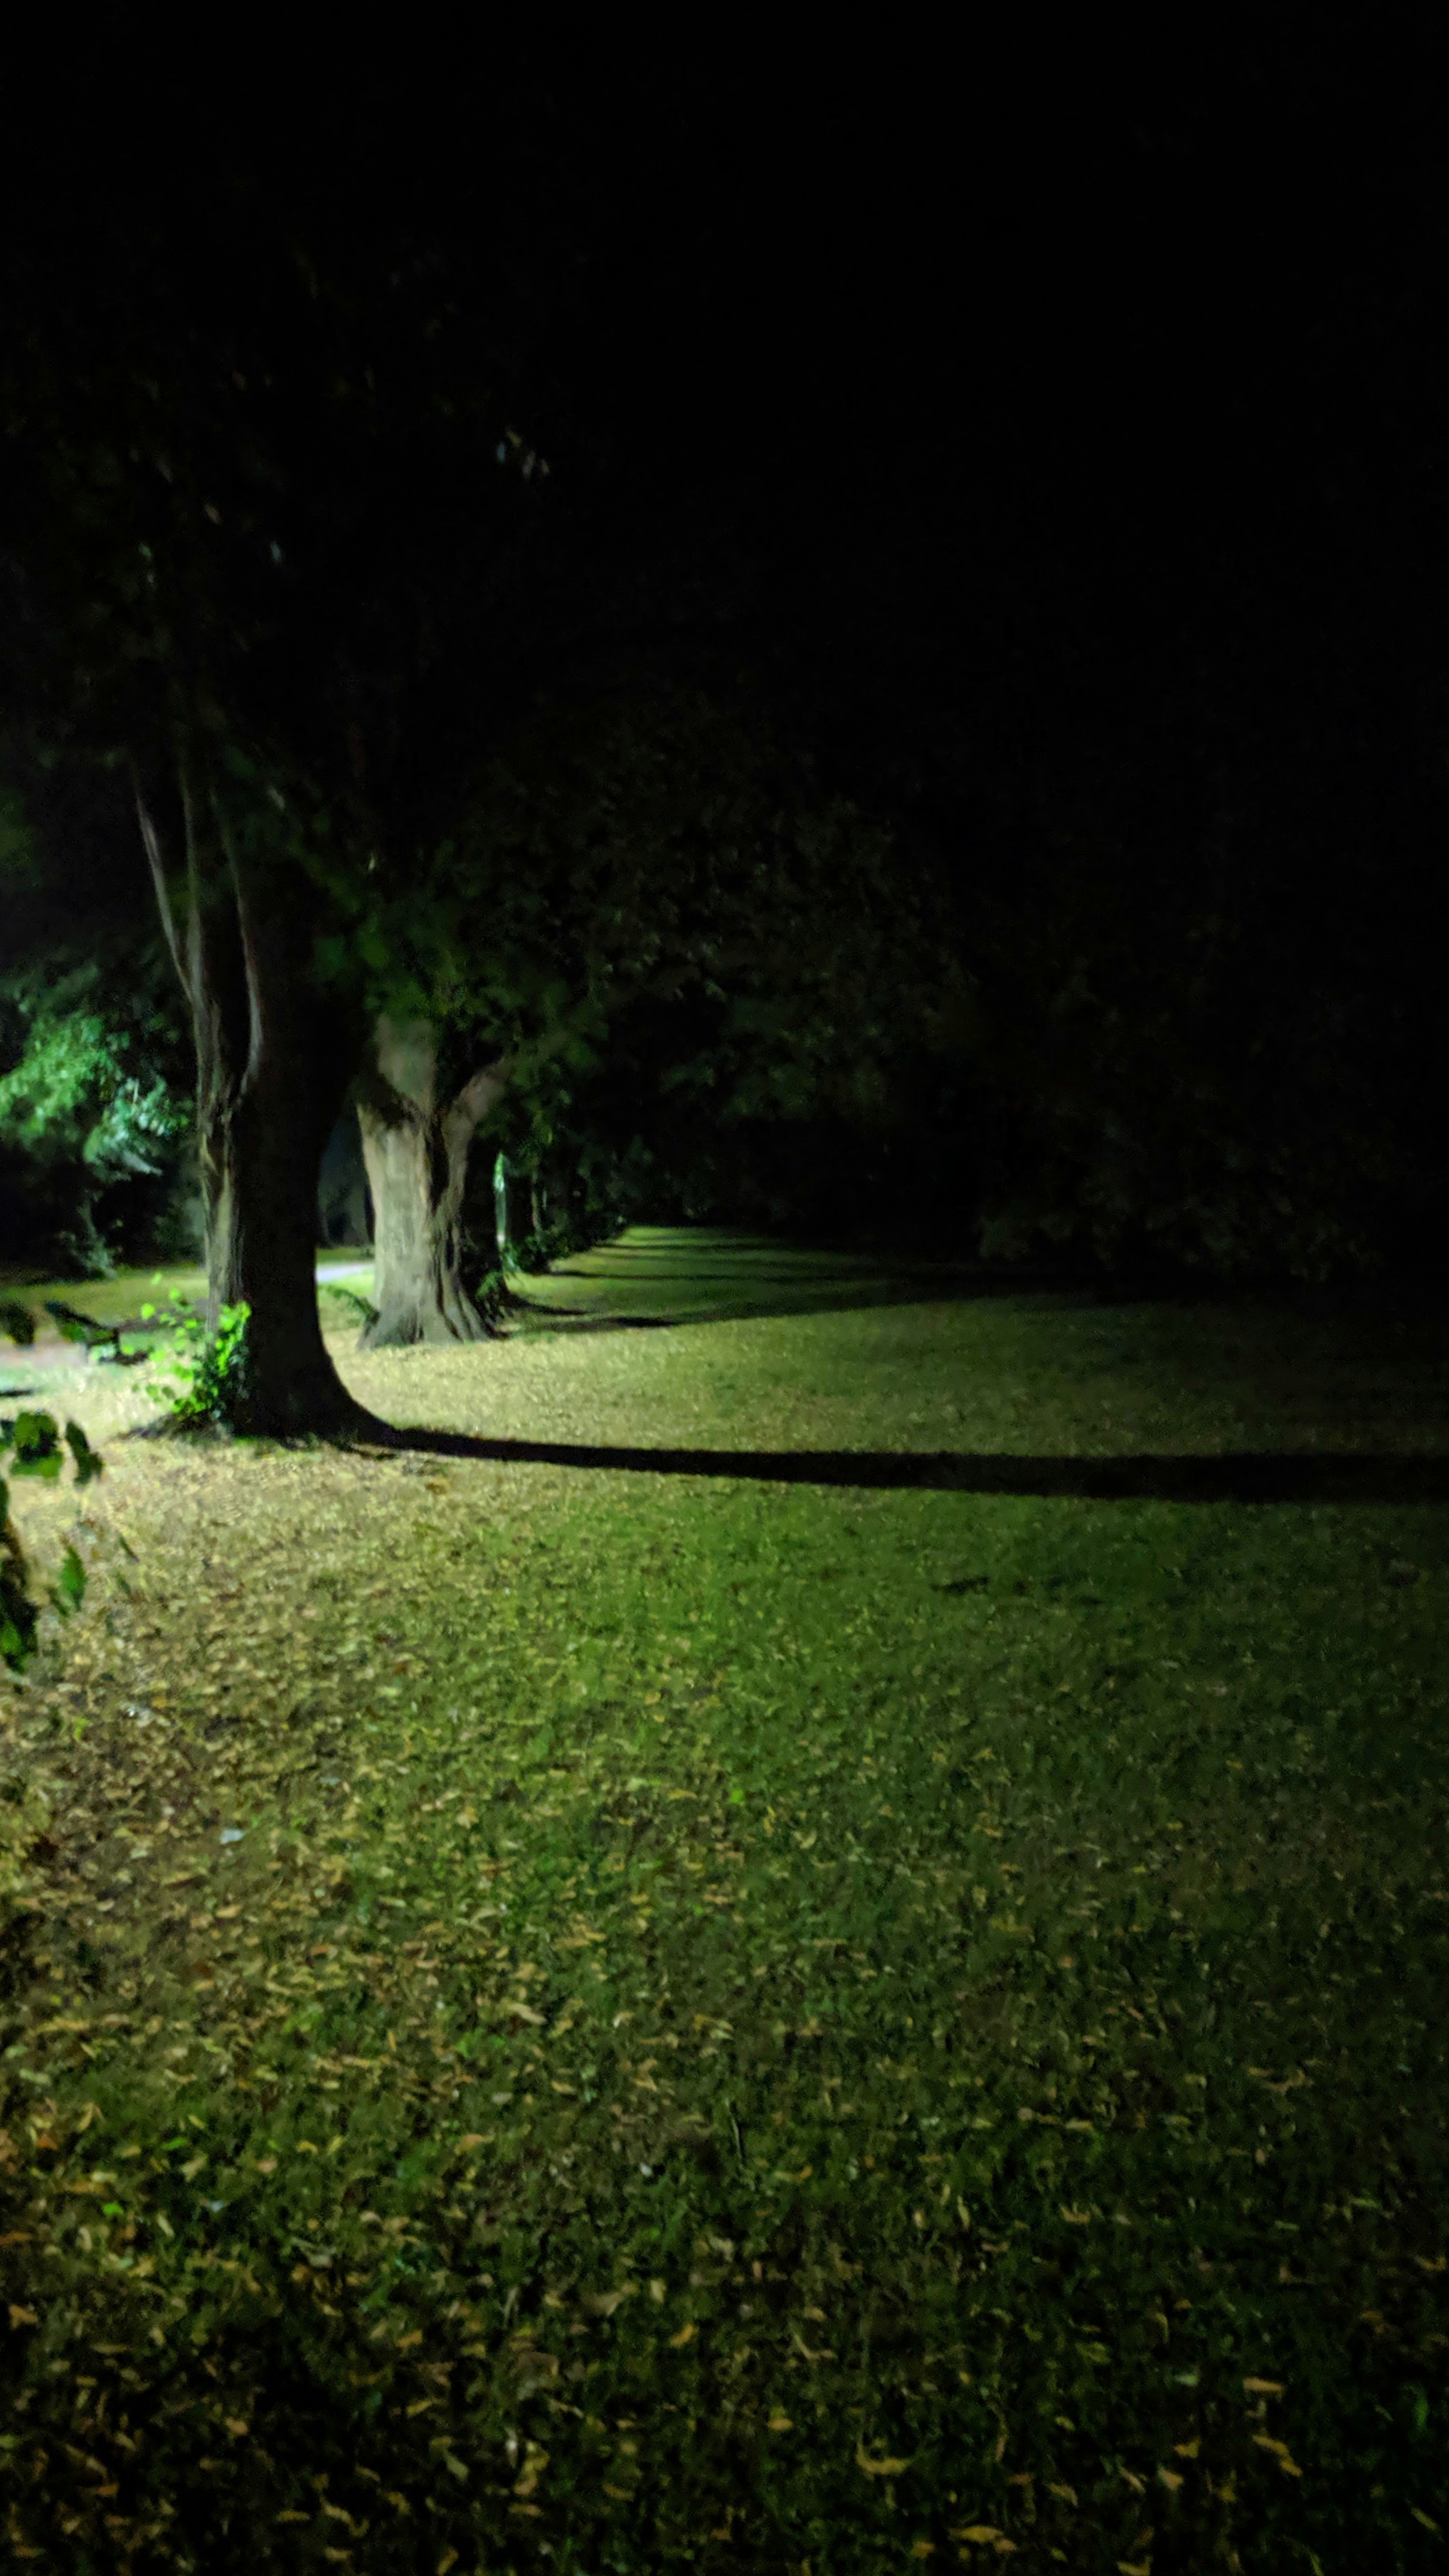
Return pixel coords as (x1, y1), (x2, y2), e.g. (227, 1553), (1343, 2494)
(4, 32), (1448, 1284)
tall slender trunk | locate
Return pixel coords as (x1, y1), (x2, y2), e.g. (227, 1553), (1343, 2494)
(135, 748), (373, 1436)
(356, 1017), (509, 1347)
(494, 1151), (511, 1267)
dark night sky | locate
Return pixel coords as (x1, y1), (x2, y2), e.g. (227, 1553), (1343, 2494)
(18, 36), (1449, 686)
(3, 31), (1448, 1271)
(9, 33), (1449, 962)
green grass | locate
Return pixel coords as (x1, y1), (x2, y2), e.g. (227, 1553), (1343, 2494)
(0, 1235), (1446, 2572)
(0, 1262), (375, 1400)
(507, 1226), (980, 1326)
(0, 1262), (213, 1317)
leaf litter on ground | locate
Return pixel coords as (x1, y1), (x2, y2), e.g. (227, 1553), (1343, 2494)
(0, 1238), (1445, 2571)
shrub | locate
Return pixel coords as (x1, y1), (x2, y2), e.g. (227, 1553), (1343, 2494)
(147, 1301), (251, 1428)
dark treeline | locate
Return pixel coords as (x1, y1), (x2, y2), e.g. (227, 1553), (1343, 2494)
(2, 38), (1447, 1393)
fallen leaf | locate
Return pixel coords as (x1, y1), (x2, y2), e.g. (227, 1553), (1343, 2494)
(1046, 2484), (1078, 2506)
(1251, 2434), (1302, 2476)
(768, 2412), (792, 2432)
(1157, 2466), (1183, 2492)
(9, 2304), (38, 2328)
(668, 2321), (696, 2347)
(1242, 2377), (1284, 2396)
(255, 2157), (277, 2175)
(1173, 2439), (1200, 2459)
(859, 2447), (911, 2478)
(581, 2286), (637, 2317)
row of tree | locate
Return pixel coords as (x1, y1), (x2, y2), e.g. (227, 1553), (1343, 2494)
(0, 87), (987, 1430)
(4, 61), (1447, 1436)
(0, 105), (745, 1422)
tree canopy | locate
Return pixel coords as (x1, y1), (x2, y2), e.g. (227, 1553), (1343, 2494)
(1, 44), (1447, 1375)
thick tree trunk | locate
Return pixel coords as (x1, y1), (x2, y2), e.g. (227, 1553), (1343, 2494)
(203, 1049), (359, 1434)
(135, 750), (375, 1437)
(356, 1017), (509, 1347)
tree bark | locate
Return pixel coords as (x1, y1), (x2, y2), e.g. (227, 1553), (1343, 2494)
(135, 750), (375, 1437)
(356, 1016), (509, 1347)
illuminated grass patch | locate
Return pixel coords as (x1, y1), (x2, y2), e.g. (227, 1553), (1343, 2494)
(0, 1242), (1445, 2570)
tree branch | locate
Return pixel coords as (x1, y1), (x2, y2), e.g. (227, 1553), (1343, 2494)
(449, 1055), (511, 1138)
(132, 762), (191, 1006)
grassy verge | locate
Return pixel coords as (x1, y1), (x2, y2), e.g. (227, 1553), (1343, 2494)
(0, 1240), (1445, 2572)
(0, 1265), (380, 1388)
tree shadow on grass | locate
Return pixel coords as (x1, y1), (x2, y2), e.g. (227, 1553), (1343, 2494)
(359, 1429), (1449, 1505)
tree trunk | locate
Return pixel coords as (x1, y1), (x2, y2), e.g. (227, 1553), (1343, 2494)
(135, 750), (375, 1437)
(356, 1017), (509, 1347)
(494, 1151), (511, 1267)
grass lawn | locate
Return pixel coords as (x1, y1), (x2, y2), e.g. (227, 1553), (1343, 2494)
(1, 1231), (1446, 2572)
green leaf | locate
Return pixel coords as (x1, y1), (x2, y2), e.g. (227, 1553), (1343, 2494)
(64, 1420), (104, 1486)
(54, 1544), (86, 1614)
(0, 1482), (37, 1673)
(9, 1412), (63, 1479)
(0, 1608), (33, 1673)
(0, 1299), (35, 1348)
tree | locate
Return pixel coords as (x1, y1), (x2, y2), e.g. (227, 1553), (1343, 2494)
(0, 127), (567, 1429)
(339, 681), (768, 1343)
(0, 960), (189, 1275)
(0, 85), (803, 1412)
(0, 761), (193, 1276)
(339, 671), (977, 1336)
(354, 1021), (510, 1346)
